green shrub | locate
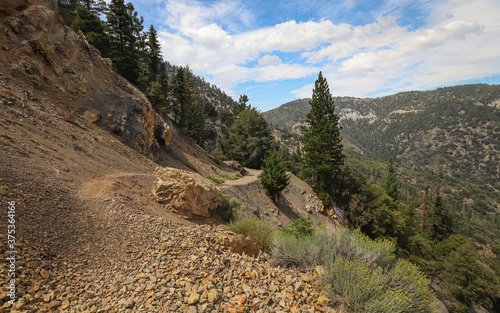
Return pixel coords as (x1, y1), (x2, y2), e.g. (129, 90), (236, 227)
(183, 161), (199, 173)
(321, 255), (387, 310)
(229, 216), (276, 251)
(386, 259), (432, 312)
(321, 254), (431, 313)
(270, 225), (432, 312)
(271, 225), (395, 268)
(271, 232), (326, 267)
(219, 172), (243, 180)
(208, 175), (225, 184)
(320, 226), (395, 268)
(282, 215), (315, 238)
(210, 149), (226, 164)
(217, 194), (243, 221)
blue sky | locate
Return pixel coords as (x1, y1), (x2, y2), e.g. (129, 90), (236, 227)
(122, 0), (500, 111)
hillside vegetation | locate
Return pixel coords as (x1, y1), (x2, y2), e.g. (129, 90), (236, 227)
(264, 84), (500, 312)
(264, 84), (500, 222)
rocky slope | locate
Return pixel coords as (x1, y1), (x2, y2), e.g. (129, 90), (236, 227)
(0, 1), (337, 312)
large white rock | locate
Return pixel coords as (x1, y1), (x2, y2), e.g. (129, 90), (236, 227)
(153, 167), (222, 217)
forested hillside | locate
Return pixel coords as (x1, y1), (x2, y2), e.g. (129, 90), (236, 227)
(264, 84), (500, 217)
(59, 0), (239, 151)
(265, 84), (500, 312)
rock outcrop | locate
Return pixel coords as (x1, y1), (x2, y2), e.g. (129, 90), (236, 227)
(0, 0), (161, 159)
(153, 167), (222, 217)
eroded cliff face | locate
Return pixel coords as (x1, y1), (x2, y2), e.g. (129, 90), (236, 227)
(0, 0), (163, 159)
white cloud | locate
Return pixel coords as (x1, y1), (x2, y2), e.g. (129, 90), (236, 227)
(292, 83), (315, 99)
(258, 55), (282, 65)
(155, 0), (500, 102)
(162, 0), (253, 32)
(183, 24), (232, 49)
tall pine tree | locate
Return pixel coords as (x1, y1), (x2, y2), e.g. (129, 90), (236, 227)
(106, 0), (142, 84)
(172, 67), (205, 145)
(301, 71), (344, 207)
(71, 5), (110, 57)
(146, 25), (162, 82)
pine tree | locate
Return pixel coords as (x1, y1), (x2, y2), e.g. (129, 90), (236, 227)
(260, 151), (290, 201)
(71, 5), (110, 57)
(146, 25), (162, 82)
(301, 71), (344, 207)
(106, 0), (142, 84)
(184, 97), (206, 146)
(430, 187), (454, 241)
(171, 67), (205, 145)
(147, 81), (168, 113)
(234, 94), (249, 116)
(222, 107), (273, 169)
(58, 0), (80, 25)
(172, 67), (193, 125)
(383, 158), (399, 200)
(81, 0), (106, 14)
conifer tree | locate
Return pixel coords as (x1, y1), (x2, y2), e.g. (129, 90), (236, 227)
(301, 71), (344, 207)
(147, 81), (168, 113)
(234, 94), (249, 116)
(106, 0), (141, 84)
(222, 107), (273, 169)
(81, 0), (106, 14)
(172, 67), (192, 125)
(172, 67), (205, 145)
(430, 187), (454, 241)
(146, 25), (162, 82)
(383, 158), (399, 200)
(71, 5), (110, 56)
(260, 151), (290, 201)
(137, 25), (163, 91)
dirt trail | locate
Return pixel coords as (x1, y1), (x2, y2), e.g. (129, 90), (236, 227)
(219, 169), (260, 188)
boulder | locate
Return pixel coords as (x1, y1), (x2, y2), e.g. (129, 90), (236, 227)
(153, 167), (222, 218)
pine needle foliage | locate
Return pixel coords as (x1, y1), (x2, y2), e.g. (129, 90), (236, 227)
(221, 107), (273, 169)
(301, 72), (344, 207)
(260, 151), (290, 201)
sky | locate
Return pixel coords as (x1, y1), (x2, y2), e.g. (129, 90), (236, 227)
(122, 0), (500, 111)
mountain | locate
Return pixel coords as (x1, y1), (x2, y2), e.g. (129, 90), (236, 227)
(264, 85), (500, 245)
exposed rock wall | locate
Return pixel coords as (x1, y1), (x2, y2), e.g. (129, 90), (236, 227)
(0, 0), (162, 159)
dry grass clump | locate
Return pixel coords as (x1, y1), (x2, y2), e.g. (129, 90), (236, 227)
(229, 216), (276, 251)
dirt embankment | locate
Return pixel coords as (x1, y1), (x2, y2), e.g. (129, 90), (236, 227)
(219, 169), (334, 228)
